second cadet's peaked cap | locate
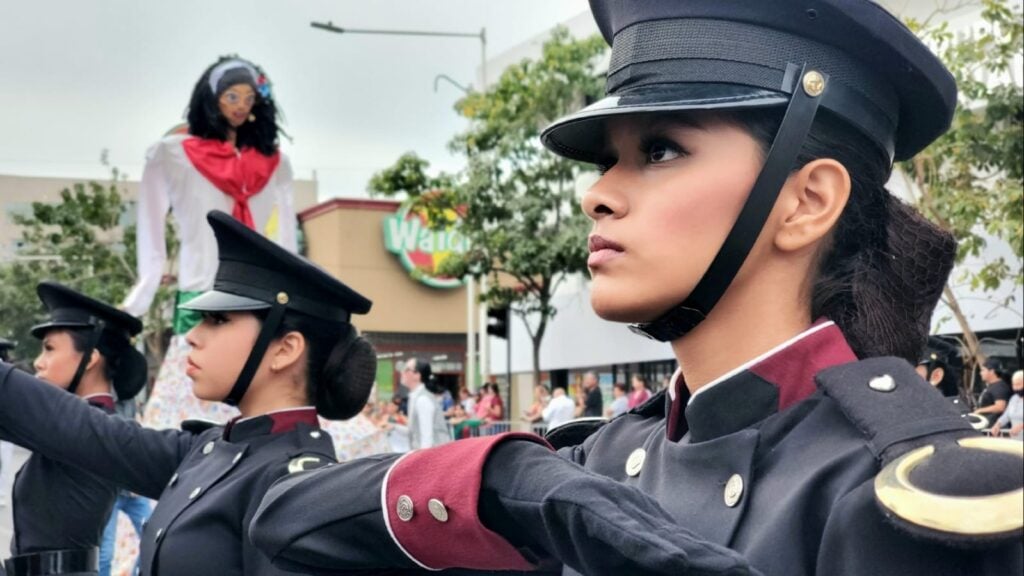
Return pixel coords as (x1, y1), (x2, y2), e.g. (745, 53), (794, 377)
(541, 0), (957, 164)
(918, 336), (959, 367)
(31, 282), (143, 340)
(181, 211), (372, 322)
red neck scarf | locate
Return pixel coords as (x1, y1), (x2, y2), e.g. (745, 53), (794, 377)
(182, 137), (281, 229)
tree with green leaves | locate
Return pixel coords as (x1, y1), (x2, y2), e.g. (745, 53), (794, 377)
(0, 171), (178, 366)
(369, 28), (607, 386)
(901, 0), (1023, 398)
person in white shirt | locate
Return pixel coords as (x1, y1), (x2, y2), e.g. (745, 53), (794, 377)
(403, 358), (452, 449)
(606, 382), (629, 419)
(991, 370), (1024, 441)
(542, 387), (577, 430)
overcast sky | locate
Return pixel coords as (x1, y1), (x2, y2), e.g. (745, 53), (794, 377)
(0, 0), (590, 199)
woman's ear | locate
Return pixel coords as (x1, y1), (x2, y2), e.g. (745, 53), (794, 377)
(269, 331), (306, 374)
(86, 349), (102, 372)
(929, 367), (945, 386)
(773, 158), (851, 253)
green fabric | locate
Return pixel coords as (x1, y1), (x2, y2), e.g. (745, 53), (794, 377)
(454, 418), (483, 439)
(172, 291), (205, 335)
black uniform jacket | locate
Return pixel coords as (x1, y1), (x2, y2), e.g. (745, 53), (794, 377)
(7, 394), (118, 557)
(0, 362), (335, 576)
(251, 321), (1023, 575)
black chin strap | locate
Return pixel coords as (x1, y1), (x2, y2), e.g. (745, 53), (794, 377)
(224, 302), (287, 406)
(68, 320), (104, 395)
(630, 63), (829, 342)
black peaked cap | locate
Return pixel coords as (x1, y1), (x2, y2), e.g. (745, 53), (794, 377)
(32, 282), (142, 340)
(181, 211), (372, 322)
(918, 336), (960, 366)
(542, 0), (957, 164)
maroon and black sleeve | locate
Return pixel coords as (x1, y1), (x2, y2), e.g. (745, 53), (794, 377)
(251, 433), (757, 576)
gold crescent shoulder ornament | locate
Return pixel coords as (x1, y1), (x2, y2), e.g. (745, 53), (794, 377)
(875, 436), (1023, 538)
(287, 455), (323, 474)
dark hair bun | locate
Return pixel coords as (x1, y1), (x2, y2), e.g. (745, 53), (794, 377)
(316, 334), (377, 420)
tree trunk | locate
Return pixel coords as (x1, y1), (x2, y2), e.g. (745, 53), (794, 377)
(911, 158), (987, 408)
(941, 285), (986, 408)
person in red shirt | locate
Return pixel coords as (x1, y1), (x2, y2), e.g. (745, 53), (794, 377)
(627, 375), (652, 409)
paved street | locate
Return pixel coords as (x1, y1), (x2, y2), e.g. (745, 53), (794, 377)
(0, 443), (29, 550)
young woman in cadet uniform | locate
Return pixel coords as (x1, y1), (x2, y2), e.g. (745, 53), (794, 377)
(250, 1), (1023, 575)
(0, 211), (378, 576)
(3, 283), (147, 576)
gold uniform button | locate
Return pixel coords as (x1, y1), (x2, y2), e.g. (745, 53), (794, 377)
(625, 448), (646, 477)
(232, 452), (243, 464)
(202, 441), (215, 455)
(189, 487), (202, 500)
(724, 474), (744, 507)
(396, 495), (414, 522)
(276, 292), (289, 304)
(154, 528), (164, 541)
(428, 499), (449, 523)
(167, 473), (178, 487)
(309, 430), (322, 439)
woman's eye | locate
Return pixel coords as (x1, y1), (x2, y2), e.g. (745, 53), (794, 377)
(645, 140), (683, 164)
(202, 312), (229, 325)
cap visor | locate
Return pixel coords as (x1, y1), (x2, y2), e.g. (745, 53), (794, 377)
(30, 321), (92, 339)
(178, 290), (270, 312)
(541, 84), (787, 163)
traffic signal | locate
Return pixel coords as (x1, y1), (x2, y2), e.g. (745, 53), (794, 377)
(487, 306), (510, 339)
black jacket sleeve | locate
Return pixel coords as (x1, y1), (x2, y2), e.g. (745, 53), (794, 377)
(0, 362), (194, 498)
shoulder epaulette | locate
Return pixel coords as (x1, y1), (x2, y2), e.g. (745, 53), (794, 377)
(545, 417), (607, 450)
(818, 357), (1023, 548)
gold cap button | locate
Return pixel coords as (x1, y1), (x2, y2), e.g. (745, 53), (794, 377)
(276, 292), (289, 305)
(802, 70), (826, 97)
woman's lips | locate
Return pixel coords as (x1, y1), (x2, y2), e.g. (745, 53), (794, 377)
(588, 235), (624, 267)
(185, 357), (200, 376)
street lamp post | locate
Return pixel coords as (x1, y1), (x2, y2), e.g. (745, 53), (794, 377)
(312, 20), (490, 391)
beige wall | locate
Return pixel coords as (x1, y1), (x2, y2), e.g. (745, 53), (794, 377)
(1, 173), (317, 260)
(301, 203), (469, 334)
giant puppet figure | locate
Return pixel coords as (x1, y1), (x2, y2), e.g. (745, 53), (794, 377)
(123, 56), (296, 429)
(121, 57), (387, 463)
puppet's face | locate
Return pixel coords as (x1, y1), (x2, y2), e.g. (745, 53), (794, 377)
(218, 83), (257, 128)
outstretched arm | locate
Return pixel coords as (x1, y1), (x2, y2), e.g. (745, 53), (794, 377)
(251, 434), (758, 576)
(0, 363), (193, 499)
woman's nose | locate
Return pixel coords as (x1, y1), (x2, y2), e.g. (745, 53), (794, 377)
(581, 167), (629, 221)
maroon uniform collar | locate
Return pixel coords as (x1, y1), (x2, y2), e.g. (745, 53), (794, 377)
(83, 393), (115, 414)
(667, 320), (857, 442)
(224, 407), (320, 442)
